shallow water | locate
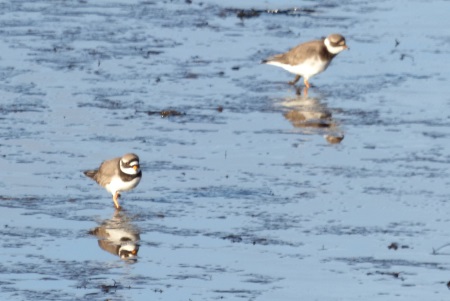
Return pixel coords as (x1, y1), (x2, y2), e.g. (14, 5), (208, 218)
(1, 0), (450, 300)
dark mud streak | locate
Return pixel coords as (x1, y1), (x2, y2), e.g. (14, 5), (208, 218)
(331, 257), (446, 270)
(313, 224), (429, 237)
(203, 231), (304, 247)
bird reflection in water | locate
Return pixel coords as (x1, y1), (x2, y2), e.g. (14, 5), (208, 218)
(89, 210), (140, 261)
(281, 95), (345, 144)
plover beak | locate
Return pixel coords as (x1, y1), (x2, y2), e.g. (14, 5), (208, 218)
(344, 45), (349, 50)
(133, 165), (139, 171)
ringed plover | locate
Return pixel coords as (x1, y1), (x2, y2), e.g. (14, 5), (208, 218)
(84, 153), (142, 209)
(262, 33), (348, 90)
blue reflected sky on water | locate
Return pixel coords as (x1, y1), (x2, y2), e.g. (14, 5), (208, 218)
(0, 0), (450, 300)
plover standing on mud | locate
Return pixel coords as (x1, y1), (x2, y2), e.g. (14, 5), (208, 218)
(262, 33), (348, 91)
(84, 153), (142, 209)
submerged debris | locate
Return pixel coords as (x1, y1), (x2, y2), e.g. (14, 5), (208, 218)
(222, 234), (243, 243)
(367, 271), (404, 281)
(399, 53), (414, 62)
(100, 280), (119, 293)
(325, 134), (344, 144)
(138, 109), (186, 118)
(237, 9), (260, 19)
(388, 242), (399, 250)
(432, 242), (450, 255)
(160, 110), (186, 118)
(222, 7), (315, 19)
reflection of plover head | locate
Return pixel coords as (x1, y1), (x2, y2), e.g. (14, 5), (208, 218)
(84, 153), (142, 209)
(262, 34), (348, 89)
(118, 241), (140, 259)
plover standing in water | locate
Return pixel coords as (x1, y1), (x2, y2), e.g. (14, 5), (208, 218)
(262, 34), (348, 91)
(84, 153), (142, 209)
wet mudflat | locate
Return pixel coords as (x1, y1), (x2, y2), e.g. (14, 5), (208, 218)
(1, 0), (450, 300)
